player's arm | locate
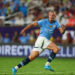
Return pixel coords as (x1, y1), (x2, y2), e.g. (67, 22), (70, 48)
(58, 25), (66, 34)
(20, 22), (38, 34)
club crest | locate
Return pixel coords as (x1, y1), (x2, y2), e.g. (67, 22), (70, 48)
(50, 25), (52, 28)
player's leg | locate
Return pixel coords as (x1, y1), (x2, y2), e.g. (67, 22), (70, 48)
(12, 37), (44, 75)
(16, 51), (39, 69)
(44, 42), (60, 71)
(47, 42), (60, 63)
(12, 51), (39, 75)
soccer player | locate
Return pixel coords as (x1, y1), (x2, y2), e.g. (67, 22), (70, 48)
(12, 10), (65, 75)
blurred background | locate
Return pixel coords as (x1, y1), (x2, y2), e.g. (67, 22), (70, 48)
(0, 0), (75, 57)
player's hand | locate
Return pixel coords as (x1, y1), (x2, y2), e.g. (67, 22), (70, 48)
(20, 29), (25, 35)
(61, 25), (66, 30)
(61, 25), (66, 34)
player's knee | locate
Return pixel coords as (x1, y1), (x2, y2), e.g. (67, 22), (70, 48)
(29, 56), (34, 61)
(53, 47), (60, 54)
(29, 55), (36, 61)
(57, 47), (60, 52)
(29, 51), (39, 61)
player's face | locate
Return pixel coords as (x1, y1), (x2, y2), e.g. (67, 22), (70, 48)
(49, 12), (56, 22)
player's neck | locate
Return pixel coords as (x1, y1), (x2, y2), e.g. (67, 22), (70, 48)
(48, 19), (55, 23)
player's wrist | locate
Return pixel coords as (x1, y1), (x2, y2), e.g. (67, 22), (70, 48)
(62, 25), (66, 30)
(61, 25), (66, 34)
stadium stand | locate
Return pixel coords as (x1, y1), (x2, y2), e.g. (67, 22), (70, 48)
(0, 0), (75, 44)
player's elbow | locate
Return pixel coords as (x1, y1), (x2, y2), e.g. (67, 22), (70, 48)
(32, 22), (38, 27)
(53, 47), (60, 54)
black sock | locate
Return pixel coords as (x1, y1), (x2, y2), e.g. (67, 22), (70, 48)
(17, 57), (30, 68)
(48, 51), (56, 62)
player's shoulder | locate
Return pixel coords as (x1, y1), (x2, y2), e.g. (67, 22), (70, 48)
(37, 18), (48, 26)
(54, 20), (61, 28)
(54, 20), (60, 25)
(38, 18), (48, 22)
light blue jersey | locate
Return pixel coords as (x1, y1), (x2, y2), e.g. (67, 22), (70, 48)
(37, 18), (61, 40)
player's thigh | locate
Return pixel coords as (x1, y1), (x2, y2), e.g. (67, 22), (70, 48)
(47, 42), (60, 53)
(29, 51), (39, 61)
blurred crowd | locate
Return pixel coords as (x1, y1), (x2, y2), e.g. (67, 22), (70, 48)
(0, 30), (37, 44)
(0, 0), (75, 44)
(0, 0), (75, 26)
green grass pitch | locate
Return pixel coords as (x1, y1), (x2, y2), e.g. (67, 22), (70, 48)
(0, 57), (75, 75)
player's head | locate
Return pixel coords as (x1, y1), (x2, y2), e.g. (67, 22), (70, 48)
(48, 10), (56, 22)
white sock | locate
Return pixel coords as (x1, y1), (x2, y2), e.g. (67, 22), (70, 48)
(15, 66), (19, 70)
(45, 62), (50, 66)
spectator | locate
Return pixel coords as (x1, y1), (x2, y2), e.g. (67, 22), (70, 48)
(12, 0), (20, 9)
(19, 3), (28, 17)
(19, 33), (29, 44)
(0, 0), (3, 9)
(43, 0), (49, 5)
(59, 2), (65, 12)
(30, 0), (43, 7)
(24, 0), (29, 7)
(12, 31), (19, 43)
(14, 0), (20, 5)
(15, 12), (25, 26)
(0, 10), (6, 17)
(0, 18), (4, 26)
(70, 0), (75, 5)
(60, 15), (68, 26)
(66, 32), (73, 44)
(3, 0), (12, 3)
(9, 17), (16, 25)
(14, 4), (20, 13)
(66, 14), (75, 27)
(63, 0), (71, 9)
(2, 4), (7, 16)
(0, 33), (3, 43)
(72, 7), (75, 16)
(10, 1), (15, 13)
(44, 4), (55, 13)
(33, 7), (42, 20)
(6, 8), (12, 16)
(56, 9), (69, 22)
(3, 33), (10, 43)
(26, 12), (34, 24)
(29, 30), (37, 43)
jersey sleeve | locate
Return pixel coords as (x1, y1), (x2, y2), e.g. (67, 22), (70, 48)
(56, 21), (61, 29)
(37, 19), (44, 27)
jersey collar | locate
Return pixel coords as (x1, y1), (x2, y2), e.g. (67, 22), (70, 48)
(48, 18), (56, 23)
